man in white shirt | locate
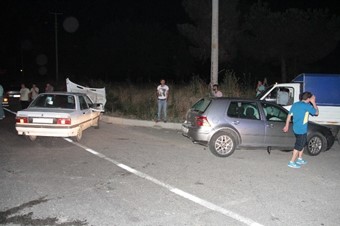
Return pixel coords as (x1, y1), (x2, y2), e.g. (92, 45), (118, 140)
(277, 88), (289, 105)
(30, 84), (39, 100)
(156, 79), (169, 122)
(212, 84), (223, 97)
(20, 83), (30, 109)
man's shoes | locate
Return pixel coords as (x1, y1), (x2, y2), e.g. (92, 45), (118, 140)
(288, 161), (301, 169)
(296, 158), (307, 165)
(163, 120), (167, 123)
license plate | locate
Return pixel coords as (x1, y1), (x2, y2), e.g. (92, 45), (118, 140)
(33, 118), (53, 124)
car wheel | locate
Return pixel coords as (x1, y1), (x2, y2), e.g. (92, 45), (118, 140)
(209, 131), (236, 157)
(73, 127), (83, 142)
(306, 132), (327, 156)
(25, 135), (37, 141)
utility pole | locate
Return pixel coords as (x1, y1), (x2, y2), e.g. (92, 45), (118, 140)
(50, 12), (63, 83)
(210, 0), (219, 86)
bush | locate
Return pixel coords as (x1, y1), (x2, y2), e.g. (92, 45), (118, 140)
(100, 73), (254, 123)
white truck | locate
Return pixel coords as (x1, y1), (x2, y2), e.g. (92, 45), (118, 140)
(258, 73), (340, 143)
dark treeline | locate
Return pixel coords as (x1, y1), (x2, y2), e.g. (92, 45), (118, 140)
(1, 0), (340, 87)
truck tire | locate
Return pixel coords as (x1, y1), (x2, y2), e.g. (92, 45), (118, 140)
(209, 131), (237, 157)
(306, 132), (327, 156)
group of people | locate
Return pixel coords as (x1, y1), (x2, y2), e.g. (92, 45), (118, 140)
(19, 83), (54, 109)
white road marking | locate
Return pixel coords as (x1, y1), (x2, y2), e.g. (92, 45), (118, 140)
(64, 138), (264, 226)
(4, 107), (17, 115)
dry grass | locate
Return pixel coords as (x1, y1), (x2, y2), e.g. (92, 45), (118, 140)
(90, 72), (255, 123)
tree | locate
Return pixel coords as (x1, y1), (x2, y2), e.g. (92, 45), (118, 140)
(239, 2), (340, 82)
(178, 0), (240, 67)
(82, 20), (193, 82)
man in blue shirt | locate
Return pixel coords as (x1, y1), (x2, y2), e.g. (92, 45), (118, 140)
(283, 92), (319, 168)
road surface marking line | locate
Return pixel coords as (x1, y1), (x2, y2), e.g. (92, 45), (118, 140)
(64, 138), (263, 226)
(4, 107), (17, 115)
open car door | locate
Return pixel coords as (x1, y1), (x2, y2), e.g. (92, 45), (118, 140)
(66, 78), (106, 112)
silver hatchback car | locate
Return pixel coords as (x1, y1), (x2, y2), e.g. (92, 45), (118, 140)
(182, 97), (334, 157)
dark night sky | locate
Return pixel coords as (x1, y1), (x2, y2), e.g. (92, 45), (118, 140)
(1, 0), (339, 86)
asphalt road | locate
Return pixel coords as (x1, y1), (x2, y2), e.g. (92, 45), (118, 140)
(1, 111), (340, 226)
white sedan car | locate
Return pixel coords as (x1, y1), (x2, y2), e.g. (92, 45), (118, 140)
(16, 92), (102, 141)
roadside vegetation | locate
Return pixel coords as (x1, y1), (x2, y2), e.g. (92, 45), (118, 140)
(90, 71), (256, 123)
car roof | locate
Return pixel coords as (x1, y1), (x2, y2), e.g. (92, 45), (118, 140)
(210, 96), (271, 103)
(41, 92), (87, 96)
(208, 96), (289, 111)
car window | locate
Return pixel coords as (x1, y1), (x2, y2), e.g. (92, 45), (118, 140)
(79, 96), (89, 110)
(31, 94), (75, 109)
(261, 102), (287, 122)
(227, 101), (260, 120)
(84, 95), (94, 106)
(263, 87), (295, 106)
(65, 95), (75, 109)
(191, 98), (211, 113)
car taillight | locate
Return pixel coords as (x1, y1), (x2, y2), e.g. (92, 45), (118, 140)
(16, 117), (28, 123)
(57, 118), (71, 125)
(196, 116), (210, 127)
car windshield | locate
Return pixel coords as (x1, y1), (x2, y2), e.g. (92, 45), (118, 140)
(30, 94), (75, 109)
(191, 98), (211, 113)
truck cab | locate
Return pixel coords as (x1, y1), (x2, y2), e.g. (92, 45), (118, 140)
(258, 73), (340, 142)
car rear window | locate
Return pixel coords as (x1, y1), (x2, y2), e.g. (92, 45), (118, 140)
(191, 98), (211, 113)
(31, 94), (75, 109)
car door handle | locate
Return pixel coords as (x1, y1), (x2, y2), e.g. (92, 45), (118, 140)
(266, 124), (274, 128)
(232, 120), (240, 125)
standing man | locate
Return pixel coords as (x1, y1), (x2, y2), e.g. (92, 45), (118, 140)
(45, 83), (54, 92)
(0, 83), (5, 120)
(30, 84), (39, 100)
(20, 83), (30, 109)
(156, 79), (169, 122)
(212, 84), (223, 97)
(256, 80), (265, 96)
(283, 92), (319, 169)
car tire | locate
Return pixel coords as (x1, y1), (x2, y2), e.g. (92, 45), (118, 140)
(25, 135), (37, 141)
(73, 126), (83, 142)
(306, 132), (327, 156)
(209, 131), (237, 157)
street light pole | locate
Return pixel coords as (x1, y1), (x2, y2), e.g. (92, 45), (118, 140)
(50, 12), (63, 84)
(210, 0), (219, 86)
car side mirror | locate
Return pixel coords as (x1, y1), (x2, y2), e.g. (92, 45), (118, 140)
(90, 103), (104, 112)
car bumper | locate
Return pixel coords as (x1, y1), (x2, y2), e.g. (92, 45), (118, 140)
(182, 123), (210, 145)
(16, 125), (79, 137)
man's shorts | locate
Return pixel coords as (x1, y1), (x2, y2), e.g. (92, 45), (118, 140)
(294, 133), (307, 151)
